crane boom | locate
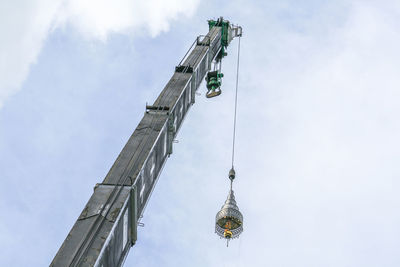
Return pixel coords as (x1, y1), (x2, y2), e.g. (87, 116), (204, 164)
(51, 18), (242, 267)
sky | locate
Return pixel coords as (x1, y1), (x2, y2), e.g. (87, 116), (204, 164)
(1, 0), (400, 266)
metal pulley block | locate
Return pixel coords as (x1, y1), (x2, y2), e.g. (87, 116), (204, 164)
(228, 168), (235, 180)
(205, 70), (223, 98)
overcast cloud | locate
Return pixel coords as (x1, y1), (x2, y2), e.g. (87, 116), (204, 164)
(0, 0), (199, 109)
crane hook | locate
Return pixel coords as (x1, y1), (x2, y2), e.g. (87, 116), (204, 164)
(205, 70), (223, 98)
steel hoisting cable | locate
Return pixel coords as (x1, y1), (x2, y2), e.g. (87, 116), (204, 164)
(231, 36), (241, 169)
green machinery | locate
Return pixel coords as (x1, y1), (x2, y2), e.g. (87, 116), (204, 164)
(205, 18), (241, 98)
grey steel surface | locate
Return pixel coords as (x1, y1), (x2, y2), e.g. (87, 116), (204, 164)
(52, 20), (241, 267)
(51, 185), (132, 266)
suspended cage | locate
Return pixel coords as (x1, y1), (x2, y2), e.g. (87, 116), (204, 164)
(215, 189), (243, 240)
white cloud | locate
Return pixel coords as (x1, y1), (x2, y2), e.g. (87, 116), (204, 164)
(55, 0), (199, 39)
(0, 0), (199, 109)
(0, 0), (62, 109)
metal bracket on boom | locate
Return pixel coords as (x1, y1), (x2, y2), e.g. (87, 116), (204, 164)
(175, 65), (193, 73)
(146, 105), (170, 115)
(167, 113), (175, 155)
(130, 185), (138, 246)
